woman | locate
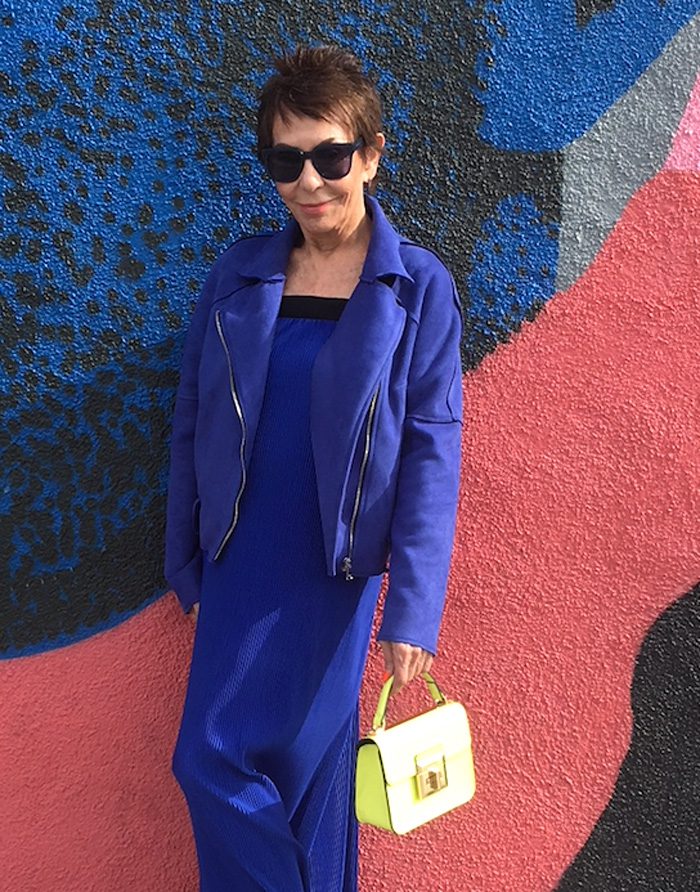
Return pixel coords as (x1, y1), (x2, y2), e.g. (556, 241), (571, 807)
(165, 45), (463, 892)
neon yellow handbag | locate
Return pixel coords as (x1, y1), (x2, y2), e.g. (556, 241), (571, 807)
(355, 672), (476, 834)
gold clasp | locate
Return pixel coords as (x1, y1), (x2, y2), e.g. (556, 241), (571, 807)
(415, 748), (448, 799)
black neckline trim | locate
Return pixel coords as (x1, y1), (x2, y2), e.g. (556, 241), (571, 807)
(279, 295), (348, 320)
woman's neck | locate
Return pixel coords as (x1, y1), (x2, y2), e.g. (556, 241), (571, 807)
(284, 211), (372, 298)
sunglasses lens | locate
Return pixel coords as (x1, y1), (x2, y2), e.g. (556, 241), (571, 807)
(266, 149), (303, 183)
(311, 145), (353, 179)
(263, 141), (361, 182)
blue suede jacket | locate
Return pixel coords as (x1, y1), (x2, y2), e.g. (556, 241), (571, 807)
(164, 195), (463, 655)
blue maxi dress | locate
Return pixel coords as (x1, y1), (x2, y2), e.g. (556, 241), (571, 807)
(172, 296), (384, 892)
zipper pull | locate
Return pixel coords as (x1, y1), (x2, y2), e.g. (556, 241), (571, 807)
(341, 556), (354, 581)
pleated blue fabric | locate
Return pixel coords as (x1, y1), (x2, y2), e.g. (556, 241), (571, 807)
(172, 304), (383, 892)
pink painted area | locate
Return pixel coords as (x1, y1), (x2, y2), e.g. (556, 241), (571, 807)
(0, 595), (198, 891)
(664, 72), (700, 170)
(359, 171), (700, 891)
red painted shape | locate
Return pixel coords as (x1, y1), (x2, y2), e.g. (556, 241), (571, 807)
(359, 171), (700, 890)
(1, 595), (198, 891)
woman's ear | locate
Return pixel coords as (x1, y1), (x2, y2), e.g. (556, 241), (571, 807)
(365, 132), (385, 190)
(370, 132), (385, 167)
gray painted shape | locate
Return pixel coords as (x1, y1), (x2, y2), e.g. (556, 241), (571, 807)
(557, 12), (700, 291)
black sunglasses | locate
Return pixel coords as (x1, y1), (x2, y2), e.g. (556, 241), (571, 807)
(260, 138), (365, 183)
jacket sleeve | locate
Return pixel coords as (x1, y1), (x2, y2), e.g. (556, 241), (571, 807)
(377, 264), (463, 655)
(164, 265), (220, 614)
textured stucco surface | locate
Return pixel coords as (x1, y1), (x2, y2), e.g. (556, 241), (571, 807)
(557, 13), (700, 289)
(1, 595), (197, 890)
(2, 2), (699, 890)
(665, 72), (700, 171)
(361, 170), (700, 891)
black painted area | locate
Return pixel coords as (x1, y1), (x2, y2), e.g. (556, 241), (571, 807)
(0, 339), (178, 656)
(558, 582), (700, 891)
(576, 0), (618, 28)
(2, 511), (169, 655)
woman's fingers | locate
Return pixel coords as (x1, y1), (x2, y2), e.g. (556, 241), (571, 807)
(392, 644), (410, 690)
(379, 641), (394, 676)
(408, 646), (422, 681)
(379, 641), (434, 693)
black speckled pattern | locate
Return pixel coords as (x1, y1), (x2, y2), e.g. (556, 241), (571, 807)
(1, 0), (560, 656)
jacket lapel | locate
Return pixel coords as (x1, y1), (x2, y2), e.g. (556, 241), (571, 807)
(215, 278), (284, 466)
(310, 277), (407, 437)
(310, 277), (407, 567)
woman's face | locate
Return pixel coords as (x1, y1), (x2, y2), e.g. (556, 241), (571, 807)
(270, 112), (383, 240)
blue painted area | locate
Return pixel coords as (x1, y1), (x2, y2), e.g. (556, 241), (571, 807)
(0, 0), (285, 396)
(474, 1), (698, 150)
(465, 195), (558, 359)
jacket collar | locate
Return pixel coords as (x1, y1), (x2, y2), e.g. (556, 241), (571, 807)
(236, 194), (414, 285)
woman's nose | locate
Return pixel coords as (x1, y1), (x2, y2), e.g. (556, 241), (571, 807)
(296, 158), (324, 189)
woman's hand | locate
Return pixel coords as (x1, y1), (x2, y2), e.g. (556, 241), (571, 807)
(188, 602), (200, 622)
(379, 641), (433, 694)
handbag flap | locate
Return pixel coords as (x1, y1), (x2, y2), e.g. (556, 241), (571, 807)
(366, 701), (472, 786)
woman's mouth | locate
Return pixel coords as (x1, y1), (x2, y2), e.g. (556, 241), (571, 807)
(298, 201), (333, 215)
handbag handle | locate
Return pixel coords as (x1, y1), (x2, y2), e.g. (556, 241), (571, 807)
(371, 671), (448, 732)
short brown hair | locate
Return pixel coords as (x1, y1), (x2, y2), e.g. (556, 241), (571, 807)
(256, 45), (383, 186)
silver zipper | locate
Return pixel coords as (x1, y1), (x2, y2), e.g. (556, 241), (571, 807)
(342, 386), (380, 581)
(213, 309), (247, 560)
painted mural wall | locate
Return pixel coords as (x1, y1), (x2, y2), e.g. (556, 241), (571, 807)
(2, 1), (698, 889)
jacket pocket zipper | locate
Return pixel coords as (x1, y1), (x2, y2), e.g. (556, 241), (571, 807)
(342, 385), (380, 581)
(213, 309), (247, 560)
